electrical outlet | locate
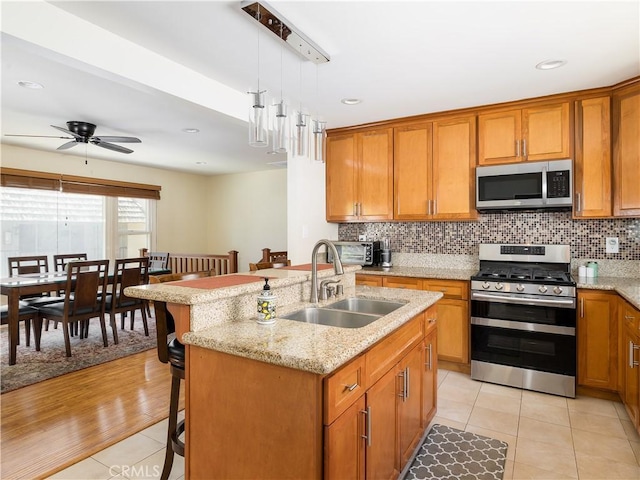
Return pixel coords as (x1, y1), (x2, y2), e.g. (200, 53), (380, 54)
(358, 234), (367, 241)
(606, 237), (619, 254)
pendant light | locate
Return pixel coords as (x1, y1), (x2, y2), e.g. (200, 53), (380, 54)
(312, 64), (326, 162)
(268, 20), (288, 154)
(248, 4), (268, 147)
(292, 46), (308, 158)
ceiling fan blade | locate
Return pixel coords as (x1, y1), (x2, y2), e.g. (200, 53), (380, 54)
(51, 124), (82, 139)
(4, 134), (75, 139)
(57, 140), (79, 150)
(91, 139), (134, 154)
(91, 136), (141, 143)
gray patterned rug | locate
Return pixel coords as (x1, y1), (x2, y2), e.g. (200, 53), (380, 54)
(403, 424), (508, 480)
(1, 312), (157, 393)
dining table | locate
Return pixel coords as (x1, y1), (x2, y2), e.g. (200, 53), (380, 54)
(1, 266), (171, 365)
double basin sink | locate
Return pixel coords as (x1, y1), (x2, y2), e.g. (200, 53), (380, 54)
(282, 297), (407, 329)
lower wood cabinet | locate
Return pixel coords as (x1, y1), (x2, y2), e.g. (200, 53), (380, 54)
(577, 290), (618, 391)
(422, 316), (438, 427)
(620, 298), (640, 429)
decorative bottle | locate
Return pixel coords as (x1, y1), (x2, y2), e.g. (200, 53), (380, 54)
(257, 278), (276, 324)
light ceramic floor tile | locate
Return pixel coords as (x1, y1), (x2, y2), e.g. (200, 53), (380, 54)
(435, 397), (474, 424)
(622, 419), (640, 443)
(514, 437), (578, 478)
(521, 389), (568, 409)
(517, 416), (573, 450)
(569, 410), (628, 439)
(437, 369), (449, 386)
(128, 448), (185, 480)
(48, 457), (116, 480)
(616, 401), (632, 421)
(464, 424), (517, 461)
(92, 433), (165, 472)
(567, 395), (619, 418)
(474, 390), (521, 416)
(511, 460), (578, 479)
(503, 459), (514, 480)
(139, 419), (169, 444)
(467, 404), (519, 436)
(572, 429), (639, 466)
(441, 370), (482, 389)
(519, 397), (570, 427)
(430, 415), (467, 431)
(479, 381), (523, 400)
(438, 381), (480, 405)
(575, 451), (640, 479)
(631, 441), (640, 465)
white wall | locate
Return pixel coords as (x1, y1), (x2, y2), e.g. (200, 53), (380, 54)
(207, 169), (287, 271)
(286, 152), (338, 265)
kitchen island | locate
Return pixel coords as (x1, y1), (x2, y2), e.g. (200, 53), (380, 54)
(126, 264), (443, 479)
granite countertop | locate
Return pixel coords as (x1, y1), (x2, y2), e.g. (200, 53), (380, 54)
(357, 265), (478, 280)
(576, 276), (640, 310)
(183, 285), (442, 375)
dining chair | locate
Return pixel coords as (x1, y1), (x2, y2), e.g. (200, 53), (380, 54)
(106, 257), (150, 344)
(148, 252), (170, 272)
(249, 260), (291, 271)
(151, 270), (214, 480)
(1, 303), (42, 350)
(53, 253), (88, 272)
(36, 259), (111, 357)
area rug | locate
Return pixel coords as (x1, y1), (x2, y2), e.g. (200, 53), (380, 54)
(1, 312), (157, 393)
(403, 423), (508, 480)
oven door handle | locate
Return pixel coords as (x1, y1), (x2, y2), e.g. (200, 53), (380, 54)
(471, 317), (576, 336)
(471, 291), (576, 308)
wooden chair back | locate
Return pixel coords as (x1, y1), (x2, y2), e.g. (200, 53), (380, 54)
(8, 255), (49, 276)
(111, 257), (149, 309)
(249, 260), (291, 271)
(260, 248), (288, 264)
(167, 251), (238, 276)
(53, 253), (88, 272)
(148, 252), (170, 271)
(63, 259), (110, 318)
(150, 270), (214, 364)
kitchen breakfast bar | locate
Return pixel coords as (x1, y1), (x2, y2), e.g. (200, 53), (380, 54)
(125, 263), (442, 479)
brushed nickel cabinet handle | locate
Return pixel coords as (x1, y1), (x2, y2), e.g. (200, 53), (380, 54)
(576, 193), (582, 213)
(360, 407), (372, 447)
(516, 140), (520, 157)
(345, 382), (358, 392)
(522, 139), (527, 158)
(580, 298), (584, 318)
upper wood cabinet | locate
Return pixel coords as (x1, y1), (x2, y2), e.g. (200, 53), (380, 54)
(326, 128), (394, 222)
(574, 96), (612, 217)
(394, 116), (477, 220)
(612, 82), (640, 217)
(478, 102), (571, 165)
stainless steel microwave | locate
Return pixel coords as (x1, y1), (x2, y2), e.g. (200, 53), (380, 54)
(476, 159), (573, 211)
(326, 241), (381, 266)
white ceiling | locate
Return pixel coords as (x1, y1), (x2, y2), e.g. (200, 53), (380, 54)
(1, 1), (639, 175)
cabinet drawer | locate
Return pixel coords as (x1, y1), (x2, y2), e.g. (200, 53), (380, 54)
(365, 314), (423, 386)
(423, 279), (468, 300)
(356, 274), (383, 287)
(382, 276), (422, 290)
(424, 305), (437, 335)
(621, 299), (640, 331)
(324, 354), (366, 425)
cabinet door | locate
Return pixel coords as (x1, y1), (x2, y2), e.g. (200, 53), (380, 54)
(398, 343), (424, 467)
(324, 395), (366, 480)
(326, 133), (358, 221)
(623, 326), (640, 427)
(435, 298), (469, 364)
(432, 116), (477, 220)
(523, 102), (571, 162)
(422, 324), (438, 428)
(366, 367), (399, 480)
(358, 129), (394, 220)
(577, 291), (618, 391)
(613, 84), (640, 217)
(382, 276), (422, 290)
(574, 96), (612, 217)
(394, 123), (432, 220)
(355, 274), (383, 287)
(478, 109), (521, 165)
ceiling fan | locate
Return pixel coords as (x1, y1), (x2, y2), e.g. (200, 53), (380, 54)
(5, 121), (141, 154)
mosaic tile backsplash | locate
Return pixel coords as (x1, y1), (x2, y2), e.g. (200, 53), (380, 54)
(338, 212), (640, 261)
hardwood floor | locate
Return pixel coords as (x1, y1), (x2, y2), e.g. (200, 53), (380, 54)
(1, 349), (180, 480)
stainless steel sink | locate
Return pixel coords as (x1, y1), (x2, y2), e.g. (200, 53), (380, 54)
(326, 297), (407, 316)
(282, 308), (381, 329)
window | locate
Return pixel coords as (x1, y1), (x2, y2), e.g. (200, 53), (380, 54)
(0, 168), (159, 276)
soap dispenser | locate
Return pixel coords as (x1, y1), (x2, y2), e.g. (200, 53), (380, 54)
(257, 278), (276, 324)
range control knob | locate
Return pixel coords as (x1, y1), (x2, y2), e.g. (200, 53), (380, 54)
(538, 285), (548, 293)
(516, 284), (525, 292)
(482, 282), (490, 290)
(553, 286), (563, 295)
(495, 283), (504, 291)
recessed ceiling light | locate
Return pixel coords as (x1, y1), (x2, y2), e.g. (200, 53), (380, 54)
(17, 80), (44, 89)
(195, 161), (207, 165)
(182, 128), (200, 133)
(535, 60), (567, 70)
(341, 98), (362, 105)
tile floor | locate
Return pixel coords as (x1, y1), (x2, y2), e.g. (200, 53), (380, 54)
(50, 369), (640, 480)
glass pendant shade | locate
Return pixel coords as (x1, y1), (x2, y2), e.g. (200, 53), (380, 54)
(293, 111), (308, 157)
(269, 101), (289, 154)
(248, 90), (268, 147)
(312, 119), (327, 162)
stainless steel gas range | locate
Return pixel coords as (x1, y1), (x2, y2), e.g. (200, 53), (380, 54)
(470, 244), (577, 398)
